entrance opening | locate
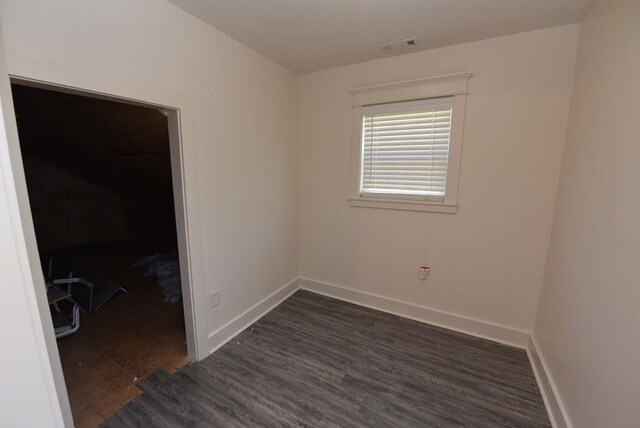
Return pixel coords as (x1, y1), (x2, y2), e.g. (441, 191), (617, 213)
(11, 83), (189, 427)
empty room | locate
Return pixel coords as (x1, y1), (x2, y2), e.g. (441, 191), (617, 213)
(0, 0), (636, 427)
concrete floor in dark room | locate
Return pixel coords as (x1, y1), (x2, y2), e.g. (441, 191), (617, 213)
(55, 243), (187, 428)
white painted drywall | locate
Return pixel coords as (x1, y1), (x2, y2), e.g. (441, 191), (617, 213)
(0, 27), (69, 426)
(0, 0), (299, 361)
(533, 0), (640, 426)
(299, 25), (579, 332)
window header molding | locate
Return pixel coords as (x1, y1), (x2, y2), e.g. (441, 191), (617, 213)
(349, 72), (472, 107)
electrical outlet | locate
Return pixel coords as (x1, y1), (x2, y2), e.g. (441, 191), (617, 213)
(420, 265), (430, 280)
(209, 290), (220, 308)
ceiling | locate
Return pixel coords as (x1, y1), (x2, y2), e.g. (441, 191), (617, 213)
(166, 0), (596, 74)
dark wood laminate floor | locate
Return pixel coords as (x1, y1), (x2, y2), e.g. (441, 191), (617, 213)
(103, 290), (550, 427)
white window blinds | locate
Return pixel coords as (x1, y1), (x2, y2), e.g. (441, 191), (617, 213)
(360, 97), (454, 202)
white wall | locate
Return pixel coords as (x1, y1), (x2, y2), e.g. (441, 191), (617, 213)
(533, 0), (640, 426)
(0, 0), (299, 359)
(299, 25), (579, 333)
(0, 33), (70, 426)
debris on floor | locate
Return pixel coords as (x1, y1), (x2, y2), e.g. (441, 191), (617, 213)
(133, 252), (182, 302)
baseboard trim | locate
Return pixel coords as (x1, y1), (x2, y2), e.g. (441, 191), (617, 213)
(207, 278), (299, 355)
(527, 336), (571, 428)
(299, 277), (530, 348)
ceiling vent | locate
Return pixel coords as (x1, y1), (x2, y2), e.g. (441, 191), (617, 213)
(379, 37), (418, 51)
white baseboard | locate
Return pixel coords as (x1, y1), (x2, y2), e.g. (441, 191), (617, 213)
(299, 277), (530, 349)
(207, 277), (299, 355)
(527, 336), (571, 428)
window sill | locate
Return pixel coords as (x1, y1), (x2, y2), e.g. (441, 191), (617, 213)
(349, 197), (457, 214)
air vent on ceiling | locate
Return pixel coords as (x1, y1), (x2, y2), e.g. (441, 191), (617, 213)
(379, 37), (418, 51)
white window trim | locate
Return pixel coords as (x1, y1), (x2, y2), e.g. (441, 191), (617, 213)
(349, 72), (471, 214)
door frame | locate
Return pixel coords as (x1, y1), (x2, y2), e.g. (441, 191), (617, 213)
(7, 75), (201, 424)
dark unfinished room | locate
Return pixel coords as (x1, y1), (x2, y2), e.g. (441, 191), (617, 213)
(12, 84), (188, 427)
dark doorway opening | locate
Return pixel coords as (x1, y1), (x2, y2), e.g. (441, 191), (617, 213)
(12, 84), (188, 427)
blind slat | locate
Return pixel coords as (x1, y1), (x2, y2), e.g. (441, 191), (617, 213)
(361, 98), (453, 198)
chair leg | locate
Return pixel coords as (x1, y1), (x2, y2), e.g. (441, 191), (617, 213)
(55, 303), (80, 339)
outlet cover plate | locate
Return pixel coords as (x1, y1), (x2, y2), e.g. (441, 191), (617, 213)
(209, 290), (220, 308)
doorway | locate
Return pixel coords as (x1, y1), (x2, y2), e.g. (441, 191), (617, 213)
(10, 80), (196, 427)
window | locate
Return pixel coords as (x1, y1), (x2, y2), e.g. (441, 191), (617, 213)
(349, 73), (470, 213)
(360, 97), (453, 203)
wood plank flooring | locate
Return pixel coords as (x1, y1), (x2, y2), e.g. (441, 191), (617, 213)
(103, 290), (550, 427)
